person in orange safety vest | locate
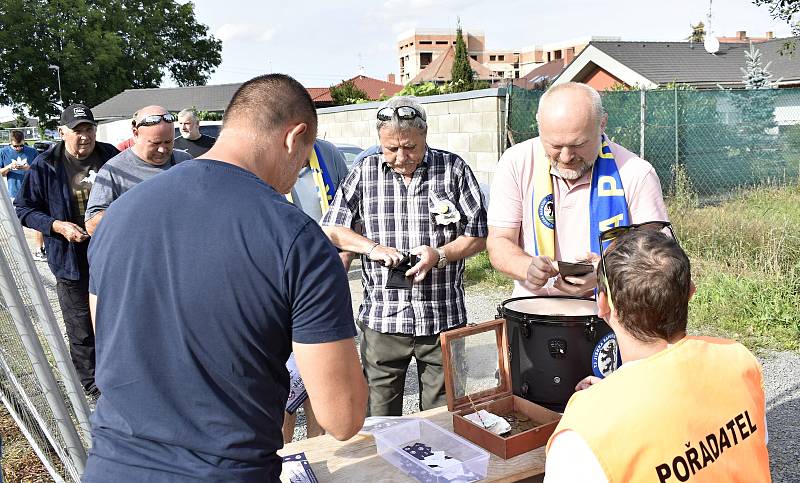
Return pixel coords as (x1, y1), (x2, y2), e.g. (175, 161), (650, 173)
(545, 224), (770, 483)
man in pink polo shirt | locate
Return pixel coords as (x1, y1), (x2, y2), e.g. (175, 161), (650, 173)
(487, 82), (667, 297)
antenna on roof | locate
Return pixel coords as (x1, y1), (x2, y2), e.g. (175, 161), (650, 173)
(704, 0), (720, 54)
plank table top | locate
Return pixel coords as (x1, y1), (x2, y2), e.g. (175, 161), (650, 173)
(278, 405), (546, 482)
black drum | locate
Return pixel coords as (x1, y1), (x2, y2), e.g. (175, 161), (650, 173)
(498, 296), (619, 412)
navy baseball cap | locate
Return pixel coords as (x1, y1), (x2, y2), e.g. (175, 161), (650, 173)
(60, 104), (97, 128)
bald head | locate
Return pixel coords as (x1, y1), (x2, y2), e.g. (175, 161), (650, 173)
(536, 83), (608, 181)
(132, 105), (175, 165)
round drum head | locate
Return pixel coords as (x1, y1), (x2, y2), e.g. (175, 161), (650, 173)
(503, 297), (597, 317)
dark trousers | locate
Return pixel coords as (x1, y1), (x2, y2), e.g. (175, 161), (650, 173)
(359, 321), (463, 417)
(56, 274), (95, 393)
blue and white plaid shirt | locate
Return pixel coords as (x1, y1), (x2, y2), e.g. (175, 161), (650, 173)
(322, 146), (488, 336)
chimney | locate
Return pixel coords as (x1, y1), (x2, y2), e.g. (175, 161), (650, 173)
(767, 31), (774, 39)
(387, 73), (396, 84)
(737, 30), (747, 40)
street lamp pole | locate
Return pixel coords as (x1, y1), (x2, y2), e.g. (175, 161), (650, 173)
(48, 65), (63, 108)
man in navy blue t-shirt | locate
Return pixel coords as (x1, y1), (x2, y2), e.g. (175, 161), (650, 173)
(83, 74), (368, 482)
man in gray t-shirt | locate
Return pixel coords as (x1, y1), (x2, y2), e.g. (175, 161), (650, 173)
(85, 105), (191, 235)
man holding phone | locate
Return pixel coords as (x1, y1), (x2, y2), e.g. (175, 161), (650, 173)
(487, 83), (668, 297)
(15, 104), (118, 400)
(322, 96), (487, 416)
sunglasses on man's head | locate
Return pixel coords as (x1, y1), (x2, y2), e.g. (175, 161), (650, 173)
(135, 113), (176, 128)
(598, 221), (677, 310)
(376, 106), (423, 122)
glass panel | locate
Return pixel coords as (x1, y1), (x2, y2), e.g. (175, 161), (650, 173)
(448, 329), (501, 400)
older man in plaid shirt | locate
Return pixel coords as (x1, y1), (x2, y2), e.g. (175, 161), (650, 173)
(322, 96), (487, 416)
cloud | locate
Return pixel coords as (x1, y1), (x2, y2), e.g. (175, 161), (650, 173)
(215, 24), (276, 43)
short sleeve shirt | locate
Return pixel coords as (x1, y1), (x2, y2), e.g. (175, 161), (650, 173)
(322, 147), (488, 336)
(488, 137), (668, 297)
(0, 145), (38, 198)
(83, 159), (355, 482)
(84, 148), (191, 220)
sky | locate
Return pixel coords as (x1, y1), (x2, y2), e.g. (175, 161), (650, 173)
(179, 0), (794, 88)
(1, 0), (794, 119)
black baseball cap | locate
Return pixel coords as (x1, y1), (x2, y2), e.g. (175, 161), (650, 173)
(60, 104), (97, 129)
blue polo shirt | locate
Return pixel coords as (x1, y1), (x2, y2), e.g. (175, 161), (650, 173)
(0, 145), (38, 198)
(83, 159), (356, 482)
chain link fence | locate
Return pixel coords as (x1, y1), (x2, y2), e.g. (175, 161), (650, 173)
(506, 86), (800, 199)
(0, 187), (91, 482)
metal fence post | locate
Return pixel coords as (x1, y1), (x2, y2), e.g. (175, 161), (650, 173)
(674, 85), (679, 168)
(639, 89), (646, 158)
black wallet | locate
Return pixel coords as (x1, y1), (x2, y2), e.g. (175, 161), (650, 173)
(385, 254), (419, 289)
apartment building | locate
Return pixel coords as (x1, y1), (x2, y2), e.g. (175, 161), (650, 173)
(397, 28), (620, 84)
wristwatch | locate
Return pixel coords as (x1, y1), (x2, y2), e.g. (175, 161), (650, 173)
(435, 247), (448, 269)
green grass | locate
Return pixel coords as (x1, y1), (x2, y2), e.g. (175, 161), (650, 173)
(464, 251), (513, 290)
(671, 184), (800, 351)
(465, 183), (800, 352)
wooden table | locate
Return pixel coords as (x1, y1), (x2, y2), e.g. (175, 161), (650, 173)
(278, 406), (545, 482)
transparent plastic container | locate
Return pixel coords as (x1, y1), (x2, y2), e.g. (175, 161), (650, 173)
(374, 418), (490, 482)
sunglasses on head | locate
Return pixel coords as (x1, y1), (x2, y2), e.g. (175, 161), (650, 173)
(135, 113), (176, 128)
(598, 221), (677, 310)
(376, 106), (423, 122)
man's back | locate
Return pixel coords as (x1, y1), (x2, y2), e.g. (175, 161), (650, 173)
(548, 336), (770, 482)
(84, 159), (354, 482)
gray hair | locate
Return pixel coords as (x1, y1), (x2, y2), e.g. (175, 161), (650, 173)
(375, 96), (428, 133)
(537, 82), (605, 123)
(178, 108), (198, 121)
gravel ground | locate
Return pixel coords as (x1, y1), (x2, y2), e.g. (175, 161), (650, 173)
(26, 243), (798, 481)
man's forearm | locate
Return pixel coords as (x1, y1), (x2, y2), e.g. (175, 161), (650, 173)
(486, 235), (532, 281)
(84, 211), (104, 236)
(322, 226), (379, 255)
(441, 235), (485, 262)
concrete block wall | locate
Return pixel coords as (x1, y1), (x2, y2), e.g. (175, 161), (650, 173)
(316, 88), (507, 185)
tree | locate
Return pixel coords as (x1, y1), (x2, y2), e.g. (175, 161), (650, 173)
(0, 0), (222, 122)
(752, 0), (800, 53)
(329, 80), (369, 106)
(741, 43), (779, 88)
(687, 22), (706, 43)
(450, 18), (475, 93)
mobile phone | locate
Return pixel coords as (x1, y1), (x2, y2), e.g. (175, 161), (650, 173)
(557, 261), (594, 277)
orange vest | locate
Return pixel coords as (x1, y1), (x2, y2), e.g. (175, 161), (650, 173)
(546, 336), (770, 483)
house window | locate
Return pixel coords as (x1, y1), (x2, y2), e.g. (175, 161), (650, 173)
(498, 55), (505, 61)
(554, 50), (562, 60)
(490, 55), (497, 61)
(420, 52), (432, 68)
(435, 40), (448, 45)
(470, 55), (478, 61)
(420, 40), (432, 45)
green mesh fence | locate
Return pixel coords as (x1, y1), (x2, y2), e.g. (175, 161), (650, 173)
(506, 86), (800, 199)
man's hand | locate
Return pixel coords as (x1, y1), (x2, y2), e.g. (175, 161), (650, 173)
(553, 252), (600, 296)
(406, 245), (438, 282)
(52, 220), (89, 243)
(575, 375), (602, 391)
(368, 244), (404, 267)
(526, 255), (559, 288)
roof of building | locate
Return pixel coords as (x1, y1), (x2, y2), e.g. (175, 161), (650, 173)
(92, 76), (402, 119)
(310, 75), (403, 103)
(92, 83), (242, 120)
(558, 38), (800, 89)
(409, 46), (495, 84)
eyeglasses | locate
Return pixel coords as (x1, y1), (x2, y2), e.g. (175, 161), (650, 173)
(598, 221), (677, 310)
(135, 113), (176, 128)
(376, 106), (424, 122)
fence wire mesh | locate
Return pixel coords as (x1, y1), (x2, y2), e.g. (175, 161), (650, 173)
(507, 86), (800, 199)
(0, 188), (90, 482)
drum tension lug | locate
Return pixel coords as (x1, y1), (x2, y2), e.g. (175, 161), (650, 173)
(584, 321), (597, 341)
(520, 321), (532, 339)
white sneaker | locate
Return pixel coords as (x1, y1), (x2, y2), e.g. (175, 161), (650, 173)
(32, 248), (46, 262)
